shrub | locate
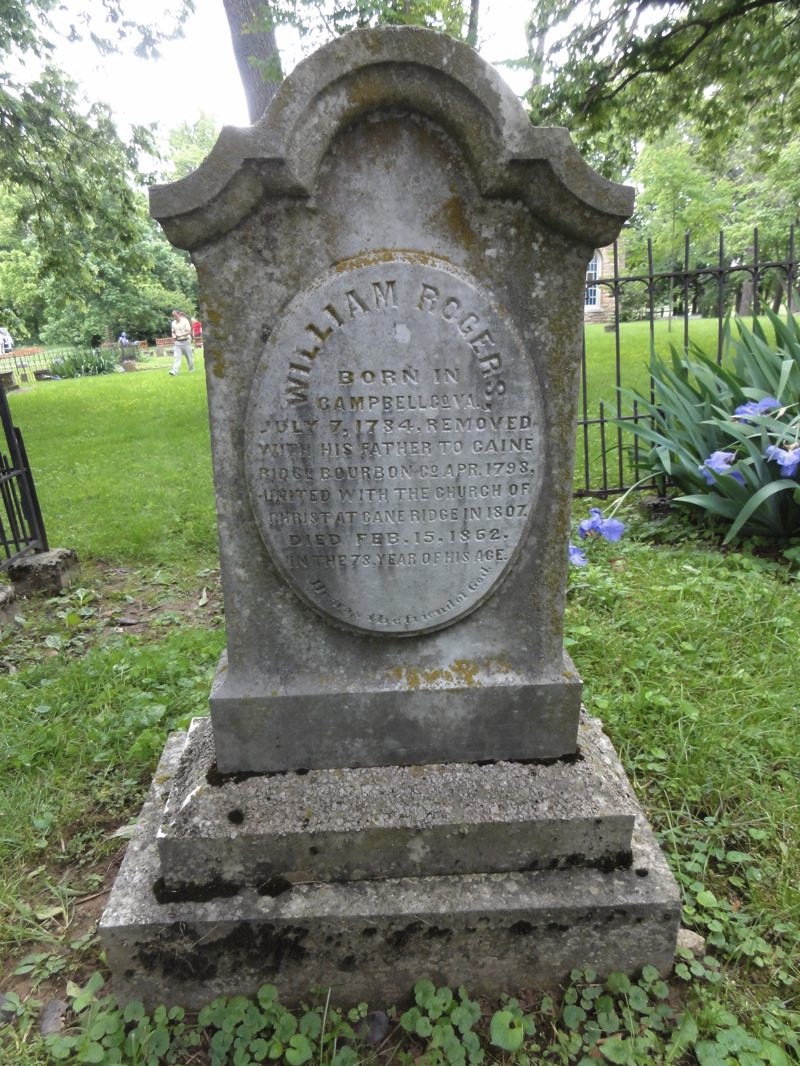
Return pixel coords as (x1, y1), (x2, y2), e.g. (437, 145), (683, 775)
(50, 346), (119, 378)
(619, 309), (800, 546)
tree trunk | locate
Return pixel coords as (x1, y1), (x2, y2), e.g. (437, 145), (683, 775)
(222, 0), (283, 124)
(466, 0), (480, 47)
(526, 7), (547, 89)
(738, 276), (754, 316)
(771, 278), (783, 314)
(738, 246), (755, 315)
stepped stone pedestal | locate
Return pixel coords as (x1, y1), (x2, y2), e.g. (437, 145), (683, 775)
(101, 26), (680, 1007)
(102, 713), (679, 1008)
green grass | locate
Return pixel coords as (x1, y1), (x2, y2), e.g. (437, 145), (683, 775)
(9, 360), (217, 565)
(0, 361), (798, 1062)
(582, 318), (724, 408)
(581, 315), (781, 408)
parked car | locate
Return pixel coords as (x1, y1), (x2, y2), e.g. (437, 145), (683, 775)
(0, 327), (13, 354)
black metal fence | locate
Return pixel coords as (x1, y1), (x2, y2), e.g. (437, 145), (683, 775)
(574, 226), (799, 498)
(0, 379), (48, 567)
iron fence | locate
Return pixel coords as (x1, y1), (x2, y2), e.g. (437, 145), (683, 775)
(574, 225), (799, 498)
(0, 379), (48, 567)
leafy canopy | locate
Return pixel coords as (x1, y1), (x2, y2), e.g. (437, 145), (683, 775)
(247, 0), (476, 44)
(527, 0), (800, 176)
(0, 1), (193, 283)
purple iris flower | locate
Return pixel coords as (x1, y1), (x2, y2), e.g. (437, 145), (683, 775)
(578, 507), (625, 542)
(699, 451), (745, 486)
(765, 444), (800, 478)
(568, 542), (588, 567)
(734, 396), (780, 420)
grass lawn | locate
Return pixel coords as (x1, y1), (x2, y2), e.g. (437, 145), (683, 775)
(0, 363), (798, 1063)
(11, 360), (217, 566)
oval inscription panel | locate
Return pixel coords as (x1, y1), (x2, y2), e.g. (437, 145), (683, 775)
(244, 254), (543, 635)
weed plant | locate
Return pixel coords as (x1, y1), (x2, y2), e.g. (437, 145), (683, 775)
(49, 350), (119, 379)
(0, 355), (798, 1063)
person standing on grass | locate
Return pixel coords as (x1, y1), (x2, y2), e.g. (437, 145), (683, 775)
(169, 309), (194, 375)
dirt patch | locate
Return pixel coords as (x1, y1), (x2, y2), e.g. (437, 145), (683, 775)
(0, 848), (124, 1003)
(0, 561), (224, 672)
(96, 563), (224, 635)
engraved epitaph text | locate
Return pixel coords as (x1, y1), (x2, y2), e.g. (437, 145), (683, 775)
(245, 255), (543, 634)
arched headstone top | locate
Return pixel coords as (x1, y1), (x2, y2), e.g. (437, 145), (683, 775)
(150, 26), (632, 250)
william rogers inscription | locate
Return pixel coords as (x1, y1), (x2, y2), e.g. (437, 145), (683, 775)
(244, 254), (544, 635)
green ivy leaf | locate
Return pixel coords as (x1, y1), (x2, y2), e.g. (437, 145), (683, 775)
(627, 985), (650, 1013)
(299, 1011), (322, 1039)
(451, 1000), (480, 1034)
(489, 1010), (525, 1051)
(562, 1004), (587, 1030)
(415, 1015), (433, 1038)
(331, 1048), (360, 1066)
(211, 1029), (234, 1055)
(597, 1009), (621, 1033)
(599, 1036), (634, 1064)
(739, 1054), (766, 1066)
(123, 1002), (146, 1024)
(199, 997), (230, 1029)
(414, 979), (437, 1007)
(250, 1038), (270, 1061)
(71, 973), (105, 1013)
(605, 973), (631, 995)
(760, 1040), (792, 1066)
(275, 1012), (298, 1043)
(285, 1033), (314, 1065)
(81, 1043), (107, 1064)
(694, 1040), (733, 1066)
(331, 1049), (359, 1066)
(45, 1035), (78, 1061)
(258, 985), (280, 1008)
(149, 1027), (170, 1056)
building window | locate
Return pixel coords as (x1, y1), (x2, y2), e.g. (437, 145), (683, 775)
(585, 253), (600, 308)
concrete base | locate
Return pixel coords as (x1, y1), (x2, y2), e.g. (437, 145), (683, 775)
(158, 714), (638, 888)
(7, 548), (78, 596)
(0, 583), (16, 625)
(101, 720), (681, 1009)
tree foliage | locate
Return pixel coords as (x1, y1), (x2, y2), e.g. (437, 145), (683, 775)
(0, 1), (193, 281)
(0, 0), (200, 343)
(165, 114), (221, 181)
(251, 0), (476, 41)
(626, 128), (734, 273)
(527, 0), (800, 177)
(0, 178), (197, 346)
(618, 123), (798, 317)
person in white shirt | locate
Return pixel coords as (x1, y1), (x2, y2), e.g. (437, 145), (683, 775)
(169, 310), (194, 375)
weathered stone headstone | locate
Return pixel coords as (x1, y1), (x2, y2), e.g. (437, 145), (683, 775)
(101, 26), (680, 1007)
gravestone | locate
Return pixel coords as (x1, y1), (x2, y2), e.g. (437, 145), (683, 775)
(101, 26), (680, 1007)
